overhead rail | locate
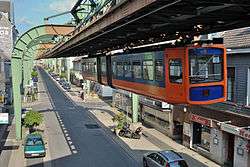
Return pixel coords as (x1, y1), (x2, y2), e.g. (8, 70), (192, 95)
(39, 0), (250, 59)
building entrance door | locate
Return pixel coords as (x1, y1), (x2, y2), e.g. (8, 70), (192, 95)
(192, 122), (202, 146)
(227, 133), (234, 167)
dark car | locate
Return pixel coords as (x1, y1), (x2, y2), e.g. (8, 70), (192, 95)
(62, 82), (71, 90)
(24, 133), (46, 158)
(143, 150), (188, 167)
(59, 78), (66, 85)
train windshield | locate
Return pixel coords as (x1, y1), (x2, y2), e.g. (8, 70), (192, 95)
(189, 48), (224, 84)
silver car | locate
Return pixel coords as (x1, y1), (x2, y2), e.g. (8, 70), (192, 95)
(143, 150), (188, 167)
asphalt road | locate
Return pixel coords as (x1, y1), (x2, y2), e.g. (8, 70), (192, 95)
(38, 68), (139, 167)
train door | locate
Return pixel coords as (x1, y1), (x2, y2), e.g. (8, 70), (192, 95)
(165, 48), (186, 103)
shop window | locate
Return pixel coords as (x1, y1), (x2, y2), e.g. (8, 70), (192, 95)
(143, 60), (154, 80)
(169, 59), (182, 83)
(200, 125), (211, 151)
(124, 62), (132, 78)
(133, 61), (142, 79)
(144, 112), (155, 122)
(117, 62), (124, 77)
(227, 67), (235, 102)
(155, 60), (164, 81)
(156, 117), (169, 129)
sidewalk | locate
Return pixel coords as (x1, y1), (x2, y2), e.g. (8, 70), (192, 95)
(62, 82), (221, 167)
(0, 71), (54, 167)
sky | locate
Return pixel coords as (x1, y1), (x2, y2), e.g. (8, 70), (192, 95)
(13, 0), (78, 34)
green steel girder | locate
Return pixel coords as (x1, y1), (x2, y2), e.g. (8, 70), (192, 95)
(11, 24), (74, 140)
(71, 0), (113, 24)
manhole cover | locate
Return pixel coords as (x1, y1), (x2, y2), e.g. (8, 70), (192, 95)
(85, 124), (100, 129)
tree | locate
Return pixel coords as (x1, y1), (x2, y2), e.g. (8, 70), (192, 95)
(60, 72), (66, 79)
(24, 111), (43, 133)
(112, 112), (126, 134)
(31, 70), (38, 78)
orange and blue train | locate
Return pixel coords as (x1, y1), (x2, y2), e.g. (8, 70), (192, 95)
(82, 44), (227, 105)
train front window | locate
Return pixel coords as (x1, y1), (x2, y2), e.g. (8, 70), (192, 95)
(169, 59), (182, 83)
(189, 48), (223, 84)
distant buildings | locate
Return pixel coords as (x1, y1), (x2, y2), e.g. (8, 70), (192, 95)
(0, 0), (18, 110)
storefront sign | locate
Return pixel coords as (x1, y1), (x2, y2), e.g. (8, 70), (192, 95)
(221, 123), (239, 135)
(221, 123), (250, 140)
(0, 113), (9, 124)
(183, 122), (191, 137)
(239, 129), (250, 140)
(190, 114), (212, 127)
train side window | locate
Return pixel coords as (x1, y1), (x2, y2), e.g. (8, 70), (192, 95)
(124, 62), (132, 78)
(133, 61), (142, 79)
(155, 60), (164, 81)
(94, 62), (97, 74)
(169, 59), (182, 83)
(143, 60), (154, 80)
(101, 61), (106, 75)
(112, 61), (117, 77)
(117, 62), (124, 77)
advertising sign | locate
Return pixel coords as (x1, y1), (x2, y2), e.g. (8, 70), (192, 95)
(190, 114), (212, 127)
(0, 113), (9, 124)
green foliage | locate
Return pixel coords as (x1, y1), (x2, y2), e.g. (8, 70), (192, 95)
(112, 112), (126, 130)
(31, 70), (38, 77)
(24, 111), (43, 128)
(60, 72), (66, 79)
(49, 68), (54, 72)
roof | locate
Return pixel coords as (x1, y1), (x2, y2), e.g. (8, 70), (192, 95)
(159, 150), (183, 163)
(26, 133), (42, 139)
(223, 27), (250, 49)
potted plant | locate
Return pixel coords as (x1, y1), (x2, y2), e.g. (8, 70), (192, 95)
(112, 112), (126, 135)
(24, 110), (43, 133)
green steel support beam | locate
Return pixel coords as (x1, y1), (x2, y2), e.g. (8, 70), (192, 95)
(132, 93), (139, 123)
(11, 57), (22, 140)
(23, 60), (30, 87)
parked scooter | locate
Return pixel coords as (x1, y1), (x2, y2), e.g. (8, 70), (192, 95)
(118, 122), (143, 139)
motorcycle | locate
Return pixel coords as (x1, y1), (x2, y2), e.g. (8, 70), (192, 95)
(118, 123), (143, 139)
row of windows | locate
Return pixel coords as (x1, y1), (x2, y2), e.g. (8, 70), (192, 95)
(82, 58), (184, 85)
(82, 62), (97, 74)
(112, 59), (164, 81)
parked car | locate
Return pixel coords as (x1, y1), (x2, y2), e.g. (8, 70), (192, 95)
(62, 82), (71, 90)
(59, 78), (66, 85)
(24, 133), (46, 158)
(55, 77), (60, 81)
(143, 150), (188, 167)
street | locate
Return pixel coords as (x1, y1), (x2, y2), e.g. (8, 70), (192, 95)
(37, 68), (139, 167)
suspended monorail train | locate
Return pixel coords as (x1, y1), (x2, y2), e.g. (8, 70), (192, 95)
(82, 44), (227, 105)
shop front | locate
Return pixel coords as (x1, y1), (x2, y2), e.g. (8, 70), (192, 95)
(221, 123), (250, 167)
(190, 114), (212, 152)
